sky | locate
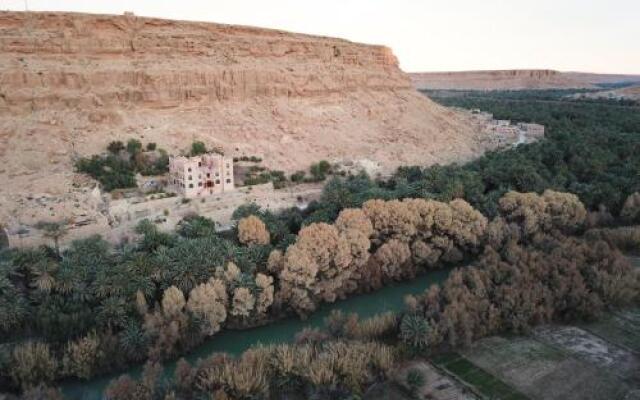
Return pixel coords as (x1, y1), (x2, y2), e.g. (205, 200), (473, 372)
(2, 0), (639, 74)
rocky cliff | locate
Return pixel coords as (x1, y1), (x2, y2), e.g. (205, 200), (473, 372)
(410, 69), (595, 90)
(0, 11), (488, 226)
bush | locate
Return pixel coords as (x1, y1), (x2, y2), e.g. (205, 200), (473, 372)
(403, 368), (426, 398)
(146, 142), (157, 151)
(290, 170), (306, 182)
(10, 342), (58, 390)
(75, 155), (137, 191)
(126, 139), (142, 156)
(191, 141), (207, 156)
(107, 141), (125, 154)
(309, 160), (332, 181)
(621, 193), (640, 223)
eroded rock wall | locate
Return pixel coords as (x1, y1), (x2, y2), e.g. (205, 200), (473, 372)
(0, 11), (487, 227)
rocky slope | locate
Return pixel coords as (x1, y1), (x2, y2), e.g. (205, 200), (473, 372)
(0, 11), (491, 227)
(410, 69), (595, 90)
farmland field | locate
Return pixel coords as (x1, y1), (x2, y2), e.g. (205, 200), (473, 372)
(430, 308), (640, 400)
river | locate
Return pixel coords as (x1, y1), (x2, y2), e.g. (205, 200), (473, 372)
(62, 268), (451, 399)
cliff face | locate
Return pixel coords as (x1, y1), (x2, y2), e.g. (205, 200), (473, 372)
(0, 12), (405, 109)
(0, 11), (487, 225)
(410, 69), (595, 90)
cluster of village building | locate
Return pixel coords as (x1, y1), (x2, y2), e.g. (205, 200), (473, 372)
(467, 109), (545, 145)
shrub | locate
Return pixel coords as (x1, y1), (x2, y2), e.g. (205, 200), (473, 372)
(403, 368), (426, 398)
(177, 215), (217, 238)
(126, 139), (142, 156)
(621, 192), (640, 223)
(353, 312), (398, 340)
(75, 155), (137, 191)
(290, 170), (306, 182)
(107, 141), (125, 154)
(62, 332), (102, 379)
(10, 342), (58, 390)
(309, 160), (332, 181)
(146, 142), (157, 151)
(191, 141), (207, 156)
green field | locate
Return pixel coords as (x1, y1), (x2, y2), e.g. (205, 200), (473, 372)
(444, 321), (640, 400)
(580, 308), (640, 353)
(431, 352), (529, 400)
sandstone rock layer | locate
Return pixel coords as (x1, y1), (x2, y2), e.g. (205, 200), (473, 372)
(411, 69), (640, 91)
(0, 11), (486, 224)
(410, 69), (595, 90)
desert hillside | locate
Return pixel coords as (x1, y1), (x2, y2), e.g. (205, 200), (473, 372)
(410, 69), (640, 91)
(410, 69), (594, 90)
(0, 11), (491, 225)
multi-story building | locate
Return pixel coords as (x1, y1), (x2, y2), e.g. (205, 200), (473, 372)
(168, 153), (234, 198)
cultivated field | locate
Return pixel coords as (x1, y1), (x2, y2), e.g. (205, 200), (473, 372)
(430, 308), (640, 400)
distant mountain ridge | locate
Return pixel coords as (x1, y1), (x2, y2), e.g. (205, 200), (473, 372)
(410, 69), (640, 90)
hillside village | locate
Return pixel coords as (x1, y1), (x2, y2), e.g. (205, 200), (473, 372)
(2, 113), (546, 250)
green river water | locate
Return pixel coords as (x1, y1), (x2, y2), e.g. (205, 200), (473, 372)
(62, 268), (451, 399)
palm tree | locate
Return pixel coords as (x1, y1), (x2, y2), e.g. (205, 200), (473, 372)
(29, 259), (58, 293)
(118, 321), (149, 361)
(97, 296), (129, 330)
(36, 221), (69, 257)
(177, 215), (217, 238)
(0, 275), (28, 332)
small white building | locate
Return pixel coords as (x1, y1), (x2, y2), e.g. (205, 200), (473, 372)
(169, 153), (234, 198)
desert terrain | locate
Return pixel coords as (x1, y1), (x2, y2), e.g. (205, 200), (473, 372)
(0, 11), (495, 229)
(410, 69), (640, 91)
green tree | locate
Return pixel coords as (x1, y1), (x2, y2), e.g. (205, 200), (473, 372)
(126, 139), (143, 157)
(190, 141), (207, 156)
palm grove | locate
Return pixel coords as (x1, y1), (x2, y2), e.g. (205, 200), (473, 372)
(1, 92), (640, 399)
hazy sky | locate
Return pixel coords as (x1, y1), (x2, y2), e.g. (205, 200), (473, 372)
(2, 0), (639, 74)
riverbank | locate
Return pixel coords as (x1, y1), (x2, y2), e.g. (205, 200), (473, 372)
(62, 268), (452, 399)
(58, 255), (640, 398)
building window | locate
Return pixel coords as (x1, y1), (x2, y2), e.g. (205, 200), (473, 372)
(215, 179), (220, 184)
(198, 182), (202, 187)
(189, 183), (193, 188)
(188, 175), (192, 180)
(207, 173), (210, 178)
(198, 162), (202, 167)
(226, 179), (231, 183)
(188, 168), (192, 172)
(215, 172), (219, 177)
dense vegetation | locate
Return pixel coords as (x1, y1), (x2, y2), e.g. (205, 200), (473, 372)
(1, 92), (640, 398)
(75, 139), (169, 191)
(1, 189), (638, 397)
(419, 90), (640, 215)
